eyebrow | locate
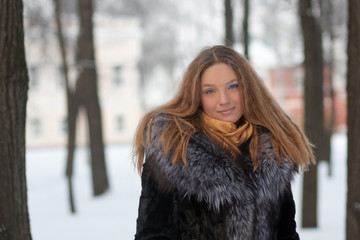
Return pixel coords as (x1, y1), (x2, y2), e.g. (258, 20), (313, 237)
(201, 79), (238, 87)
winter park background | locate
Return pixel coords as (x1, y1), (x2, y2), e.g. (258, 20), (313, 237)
(23, 0), (348, 239)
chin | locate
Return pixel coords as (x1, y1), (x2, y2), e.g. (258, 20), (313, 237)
(218, 116), (239, 123)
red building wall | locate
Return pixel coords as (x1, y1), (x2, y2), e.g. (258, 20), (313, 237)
(265, 65), (347, 133)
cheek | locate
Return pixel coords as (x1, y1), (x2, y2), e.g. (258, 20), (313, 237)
(201, 96), (214, 113)
(231, 91), (242, 104)
(232, 92), (243, 113)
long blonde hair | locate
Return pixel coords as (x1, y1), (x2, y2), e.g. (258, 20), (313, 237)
(133, 45), (315, 174)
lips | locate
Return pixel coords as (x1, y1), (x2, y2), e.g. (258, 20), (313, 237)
(217, 107), (235, 115)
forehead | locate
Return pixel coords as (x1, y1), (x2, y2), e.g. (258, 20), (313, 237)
(201, 63), (237, 86)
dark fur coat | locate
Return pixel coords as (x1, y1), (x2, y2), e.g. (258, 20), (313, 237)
(135, 115), (300, 240)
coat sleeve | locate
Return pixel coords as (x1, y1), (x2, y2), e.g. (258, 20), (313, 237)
(134, 163), (178, 240)
(276, 186), (300, 240)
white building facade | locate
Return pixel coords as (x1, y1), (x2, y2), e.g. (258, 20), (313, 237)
(25, 15), (143, 148)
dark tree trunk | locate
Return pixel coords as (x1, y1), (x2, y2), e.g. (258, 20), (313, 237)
(299, 0), (325, 228)
(346, 0), (360, 238)
(77, 0), (109, 196)
(320, 0), (335, 175)
(243, 0), (250, 59)
(53, 0), (78, 213)
(224, 0), (234, 47)
(0, 0), (32, 239)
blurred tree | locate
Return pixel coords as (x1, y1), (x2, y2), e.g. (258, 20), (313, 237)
(253, 0), (302, 65)
(299, 0), (326, 228)
(224, 0), (234, 46)
(0, 0), (32, 239)
(53, 0), (77, 213)
(346, 0), (360, 238)
(53, 0), (109, 212)
(133, 0), (179, 110)
(75, 0), (109, 197)
(23, 0), (52, 54)
(242, 0), (250, 59)
(319, 0), (335, 175)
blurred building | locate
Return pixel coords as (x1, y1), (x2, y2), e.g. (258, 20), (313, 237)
(265, 64), (347, 133)
(25, 15), (143, 148)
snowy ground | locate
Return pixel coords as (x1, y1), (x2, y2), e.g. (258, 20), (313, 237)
(27, 134), (346, 240)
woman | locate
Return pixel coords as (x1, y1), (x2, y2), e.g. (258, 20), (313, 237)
(133, 45), (315, 240)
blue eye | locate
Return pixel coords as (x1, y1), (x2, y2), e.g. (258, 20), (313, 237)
(229, 84), (238, 89)
(204, 89), (215, 94)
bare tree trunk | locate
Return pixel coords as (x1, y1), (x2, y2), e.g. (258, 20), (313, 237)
(224, 0), (234, 47)
(299, 0), (325, 228)
(0, 0), (32, 239)
(243, 0), (250, 59)
(77, 0), (109, 196)
(53, 0), (78, 213)
(320, 0), (335, 175)
(346, 0), (360, 238)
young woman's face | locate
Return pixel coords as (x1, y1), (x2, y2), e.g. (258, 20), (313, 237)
(200, 63), (243, 123)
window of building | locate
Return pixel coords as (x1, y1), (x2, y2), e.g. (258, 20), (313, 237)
(112, 65), (123, 86)
(28, 66), (39, 89)
(30, 118), (42, 137)
(115, 115), (124, 132)
(60, 117), (68, 134)
(56, 66), (65, 88)
(294, 68), (304, 94)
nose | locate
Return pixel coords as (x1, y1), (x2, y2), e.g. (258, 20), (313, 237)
(219, 90), (230, 105)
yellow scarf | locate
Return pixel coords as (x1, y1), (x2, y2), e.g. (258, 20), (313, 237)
(202, 112), (253, 153)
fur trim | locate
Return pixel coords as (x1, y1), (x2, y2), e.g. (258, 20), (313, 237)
(144, 114), (296, 240)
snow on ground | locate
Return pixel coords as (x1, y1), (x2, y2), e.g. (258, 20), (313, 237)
(294, 133), (347, 240)
(27, 134), (346, 239)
